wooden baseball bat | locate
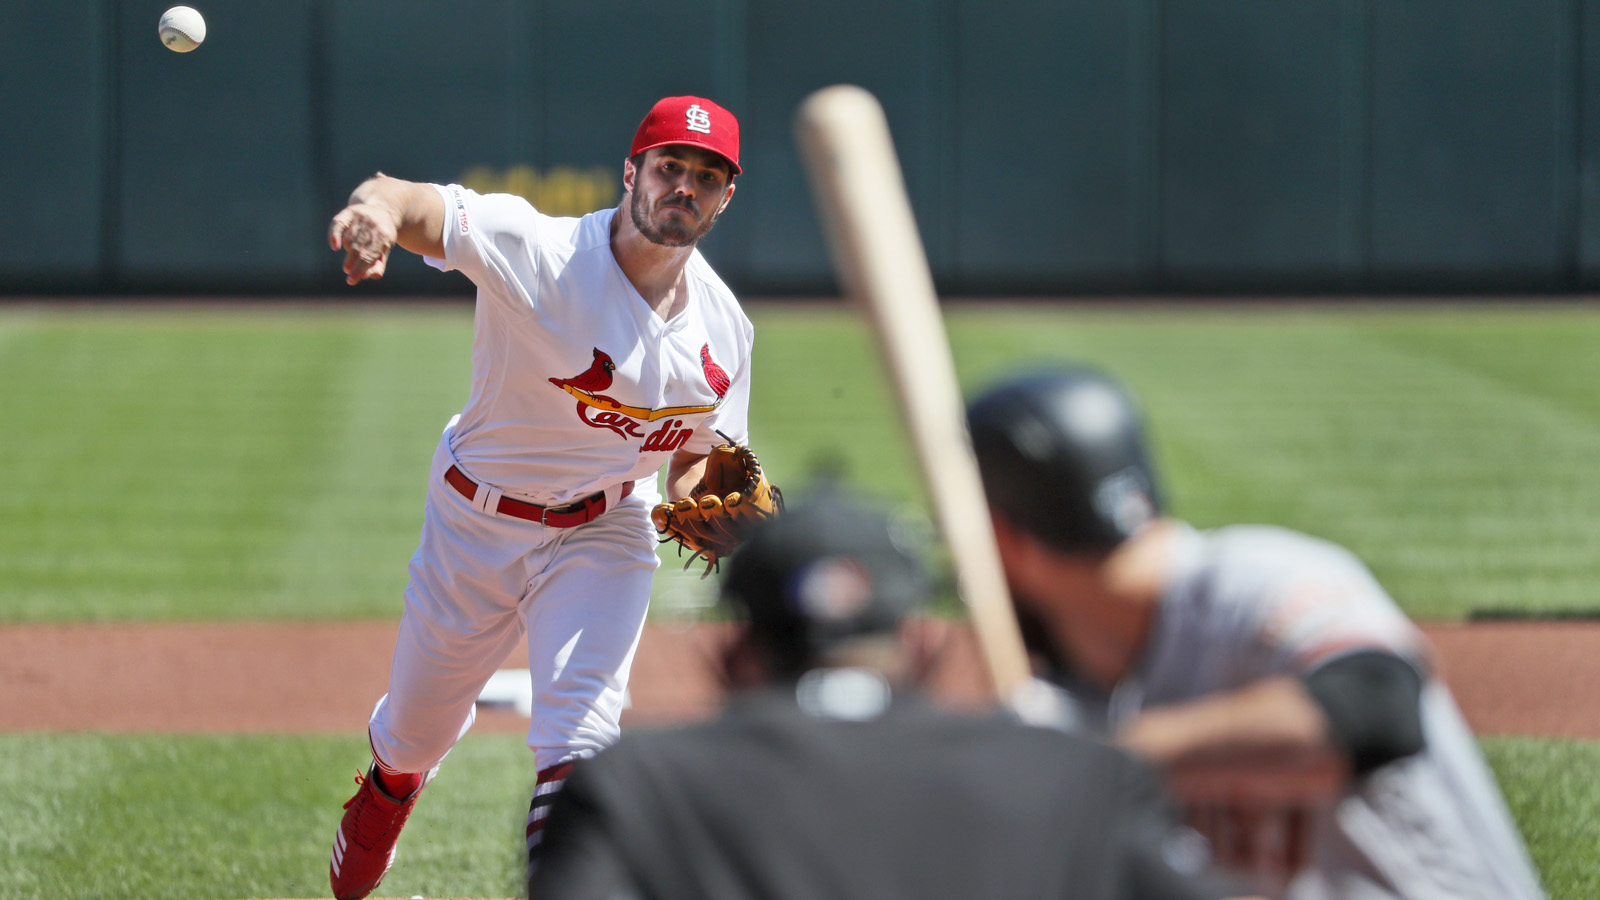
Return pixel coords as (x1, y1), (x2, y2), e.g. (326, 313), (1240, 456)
(794, 84), (1032, 704)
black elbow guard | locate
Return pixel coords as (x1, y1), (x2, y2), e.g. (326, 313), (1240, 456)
(1301, 650), (1426, 776)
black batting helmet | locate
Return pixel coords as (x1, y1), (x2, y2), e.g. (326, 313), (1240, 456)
(966, 366), (1164, 552)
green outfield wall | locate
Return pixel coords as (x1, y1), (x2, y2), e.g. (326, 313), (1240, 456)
(6, 0), (1598, 295)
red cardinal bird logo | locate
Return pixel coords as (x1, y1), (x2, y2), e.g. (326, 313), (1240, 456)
(700, 344), (729, 398)
(549, 348), (620, 408)
(549, 344), (728, 441)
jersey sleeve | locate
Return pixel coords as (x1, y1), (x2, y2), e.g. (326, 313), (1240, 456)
(425, 183), (542, 314)
(1251, 559), (1425, 676)
(1109, 758), (1244, 900)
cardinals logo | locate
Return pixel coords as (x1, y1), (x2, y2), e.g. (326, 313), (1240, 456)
(700, 343), (729, 398)
(549, 345), (730, 450)
(548, 348), (620, 408)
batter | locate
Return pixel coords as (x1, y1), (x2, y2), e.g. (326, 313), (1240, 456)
(323, 96), (752, 900)
(966, 366), (1546, 900)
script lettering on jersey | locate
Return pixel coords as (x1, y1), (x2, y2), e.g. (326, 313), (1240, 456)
(550, 347), (726, 452)
(578, 404), (647, 439)
(639, 419), (694, 454)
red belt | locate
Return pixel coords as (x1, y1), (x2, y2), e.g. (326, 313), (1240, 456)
(444, 465), (632, 528)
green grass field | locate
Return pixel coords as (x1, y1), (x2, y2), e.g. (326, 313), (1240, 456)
(0, 731), (1590, 900)
(2, 300), (1597, 898)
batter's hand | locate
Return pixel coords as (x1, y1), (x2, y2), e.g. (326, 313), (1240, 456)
(1166, 751), (1346, 896)
(329, 199), (401, 285)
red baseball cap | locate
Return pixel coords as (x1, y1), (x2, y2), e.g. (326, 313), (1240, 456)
(630, 96), (742, 175)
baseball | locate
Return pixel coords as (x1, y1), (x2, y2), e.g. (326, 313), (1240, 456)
(158, 6), (206, 53)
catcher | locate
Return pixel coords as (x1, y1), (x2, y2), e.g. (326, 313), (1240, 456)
(652, 440), (783, 573)
(965, 366), (1546, 900)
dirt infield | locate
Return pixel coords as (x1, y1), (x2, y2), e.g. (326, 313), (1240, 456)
(1, 618), (1597, 738)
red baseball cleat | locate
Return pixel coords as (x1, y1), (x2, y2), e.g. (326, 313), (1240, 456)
(329, 766), (425, 900)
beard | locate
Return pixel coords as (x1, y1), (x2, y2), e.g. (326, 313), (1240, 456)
(630, 189), (721, 247)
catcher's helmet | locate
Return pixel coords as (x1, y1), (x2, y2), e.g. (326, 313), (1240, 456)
(721, 486), (928, 678)
(966, 366), (1163, 552)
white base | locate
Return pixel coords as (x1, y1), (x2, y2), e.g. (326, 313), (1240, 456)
(476, 669), (534, 717)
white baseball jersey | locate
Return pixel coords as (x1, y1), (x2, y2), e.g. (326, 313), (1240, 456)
(365, 185), (755, 778)
(1103, 523), (1546, 900)
(427, 183), (753, 506)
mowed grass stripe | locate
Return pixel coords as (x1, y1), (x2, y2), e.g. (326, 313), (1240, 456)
(0, 733), (533, 900)
(1483, 735), (1600, 900)
(0, 307), (477, 621)
(0, 731), (1592, 900)
(4, 302), (1600, 622)
(744, 308), (920, 501)
(262, 313), (471, 617)
(1, 316), (357, 619)
(945, 305), (1600, 619)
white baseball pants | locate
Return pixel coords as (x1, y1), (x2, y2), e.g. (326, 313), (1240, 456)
(367, 433), (659, 774)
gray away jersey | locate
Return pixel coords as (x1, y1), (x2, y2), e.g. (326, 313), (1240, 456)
(1104, 523), (1546, 900)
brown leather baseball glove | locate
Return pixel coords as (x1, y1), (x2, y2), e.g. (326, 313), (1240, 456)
(652, 442), (783, 573)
